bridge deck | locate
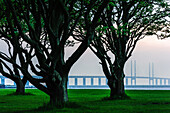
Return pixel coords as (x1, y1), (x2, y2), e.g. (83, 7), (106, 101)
(1, 75), (170, 89)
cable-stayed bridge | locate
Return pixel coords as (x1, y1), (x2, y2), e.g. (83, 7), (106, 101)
(0, 75), (170, 89)
(0, 61), (170, 89)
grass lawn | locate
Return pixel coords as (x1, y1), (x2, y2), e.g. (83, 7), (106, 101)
(1, 89), (170, 113)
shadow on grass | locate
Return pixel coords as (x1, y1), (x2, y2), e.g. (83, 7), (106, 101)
(102, 94), (131, 101)
(39, 101), (82, 109)
(7, 92), (35, 96)
(143, 102), (170, 105)
(15, 102), (83, 113)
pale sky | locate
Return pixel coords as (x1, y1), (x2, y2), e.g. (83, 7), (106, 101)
(0, 35), (170, 79)
(67, 36), (170, 79)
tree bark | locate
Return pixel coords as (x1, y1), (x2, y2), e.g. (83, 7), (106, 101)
(49, 76), (68, 106)
(107, 66), (127, 99)
(15, 79), (25, 94)
(109, 77), (125, 98)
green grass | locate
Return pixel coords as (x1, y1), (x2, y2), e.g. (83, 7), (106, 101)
(1, 89), (170, 113)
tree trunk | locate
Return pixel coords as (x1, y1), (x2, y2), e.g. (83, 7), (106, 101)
(108, 68), (128, 99)
(49, 77), (68, 106)
(109, 77), (125, 98)
(15, 79), (25, 94)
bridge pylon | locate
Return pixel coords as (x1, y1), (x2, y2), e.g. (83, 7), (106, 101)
(131, 60), (136, 85)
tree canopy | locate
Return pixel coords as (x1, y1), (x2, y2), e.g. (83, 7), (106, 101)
(0, 0), (109, 105)
(0, 0), (169, 106)
(75, 0), (170, 98)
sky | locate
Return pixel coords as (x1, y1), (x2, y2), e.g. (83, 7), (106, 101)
(66, 36), (170, 79)
(1, 35), (170, 85)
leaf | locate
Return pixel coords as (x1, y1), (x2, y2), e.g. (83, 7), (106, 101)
(109, 2), (115, 7)
(146, 32), (154, 35)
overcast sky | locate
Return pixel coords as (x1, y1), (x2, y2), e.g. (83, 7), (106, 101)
(0, 35), (170, 79)
(66, 36), (170, 79)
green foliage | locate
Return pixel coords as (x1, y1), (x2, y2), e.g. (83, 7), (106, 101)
(92, 0), (169, 55)
(145, 31), (154, 35)
(109, 2), (115, 7)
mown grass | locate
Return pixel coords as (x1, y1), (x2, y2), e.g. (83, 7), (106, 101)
(1, 89), (170, 113)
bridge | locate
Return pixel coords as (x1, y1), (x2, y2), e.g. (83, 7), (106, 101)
(0, 61), (170, 89)
(1, 75), (170, 89)
(69, 75), (170, 89)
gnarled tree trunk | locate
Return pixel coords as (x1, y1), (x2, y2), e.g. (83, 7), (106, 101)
(47, 72), (68, 106)
(109, 77), (125, 98)
(16, 79), (25, 94)
(15, 77), (27, 94)
(107, 60), (128, 99)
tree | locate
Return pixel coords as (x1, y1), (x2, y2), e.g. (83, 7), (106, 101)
(0, 0), (109, 106)
(0, 0), (28, 94)
(0, 39), (28, 94)
(89, 0), (170, 98)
